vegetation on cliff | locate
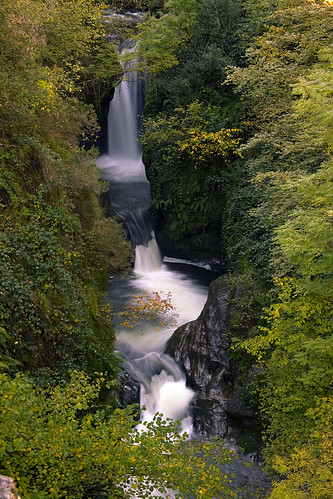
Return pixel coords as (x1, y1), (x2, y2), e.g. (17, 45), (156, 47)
(0, 1), (238, 497)
(133, 0), (333, 496)
(0, 0), (133, 377)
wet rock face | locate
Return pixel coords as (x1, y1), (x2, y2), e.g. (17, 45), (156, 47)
(116, 369), (140, 409)
(165, 275), (261, 438)
(165, 276), (233, 437)
(156, 217), (223, 263)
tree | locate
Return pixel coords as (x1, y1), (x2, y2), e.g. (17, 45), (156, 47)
(230, 3), (333, 493)
(133, 0), (202, 74)
(0, 371), (236, 498)
(0, 0), (132, 375)
(141, 101), (241, 240)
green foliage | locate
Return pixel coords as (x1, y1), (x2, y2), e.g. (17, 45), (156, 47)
(136, 0), (261, 253)
(0, 0), (133, 377)
(269, 397), (333, 499)
(222, 0), (333, 281)
(40, 0), (106, 68)
(0, 0), (120, 138)
(225, 3), (333, 494)
(0, 371), (237, 498)
(109, 0), (164, 14)
(235, 0), (277, 54)
(292, 46), (333, 150)
(142, 0), (245, 111)
(275, 165), (333, 291)
(142, 100), (241, 240)
(244, 161), (332, 460)
(137, 0), (332, 492)
(227, 0), (333, 128)
(0, 187), (128, 374)
(133, 0), (202, 74)
(137, 0), (333, 495)
(80, 40), (123, 107)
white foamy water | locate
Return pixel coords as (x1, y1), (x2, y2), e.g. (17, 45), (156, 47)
(134, 237), (162, 273)
(96, 155), (147, 182)
(114, 260), (208, 437)
(141, 372), (195, 429)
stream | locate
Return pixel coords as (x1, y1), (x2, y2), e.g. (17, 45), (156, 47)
(96, 64), (212, 437)
(96, 61), (271, 497)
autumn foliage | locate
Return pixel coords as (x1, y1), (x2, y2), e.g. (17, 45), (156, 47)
(120, 291), (178, 328)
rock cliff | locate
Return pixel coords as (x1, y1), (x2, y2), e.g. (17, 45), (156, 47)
(165, 275), (258, 437)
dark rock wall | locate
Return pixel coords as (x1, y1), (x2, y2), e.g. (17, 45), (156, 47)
(165, 275), (257, 438)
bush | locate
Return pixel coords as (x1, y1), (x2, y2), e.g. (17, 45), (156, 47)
(0, 371), (236, 498)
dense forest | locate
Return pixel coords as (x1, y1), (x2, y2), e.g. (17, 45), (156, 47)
(0, 0), (332, 497)
(135, 0), (333, 496)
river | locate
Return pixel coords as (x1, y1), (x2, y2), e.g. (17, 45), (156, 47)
(96, 64), (215, 436)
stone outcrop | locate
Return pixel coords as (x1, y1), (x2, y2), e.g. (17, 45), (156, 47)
(165, 276), (232, 435)
(165, 275), (258, 437)
(116, 369), (140, 409)
(0, 476), (20, 499)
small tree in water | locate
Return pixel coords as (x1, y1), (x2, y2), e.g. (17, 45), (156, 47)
(120, 291), (179, 328)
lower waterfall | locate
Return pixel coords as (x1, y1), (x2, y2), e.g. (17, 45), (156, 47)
(108, 260), (210, 435)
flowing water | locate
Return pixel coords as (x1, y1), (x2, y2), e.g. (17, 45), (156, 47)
(96, 66), (210, 435)
(97, 63), (272, 497)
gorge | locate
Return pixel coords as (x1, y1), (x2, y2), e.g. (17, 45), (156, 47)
(96, 50), (272, 496)
(1, 1), (331, 496)
(97, 61), (213, 436)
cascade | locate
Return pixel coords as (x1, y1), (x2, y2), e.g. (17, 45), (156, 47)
(97, 67), (161, 271)
(97, 64), (209, 435)
(96, 57), (272, 499)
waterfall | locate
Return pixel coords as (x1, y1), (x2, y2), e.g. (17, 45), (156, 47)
(96, 68), (162, 271)
(97, 66), (208, 436)
(95, 53), (272, 499)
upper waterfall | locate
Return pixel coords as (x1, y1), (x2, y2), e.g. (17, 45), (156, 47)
(96, 63), (162, 269)
(97, 69), (147, 182)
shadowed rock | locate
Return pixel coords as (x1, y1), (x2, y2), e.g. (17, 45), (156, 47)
(165, 276), (233, 436)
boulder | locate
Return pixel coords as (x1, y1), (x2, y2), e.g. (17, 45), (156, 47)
(116, 368), (140, 409)
(0, 476), (20, 499)
(165, 276), (233, 436)
(165, 275), (260, 437)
